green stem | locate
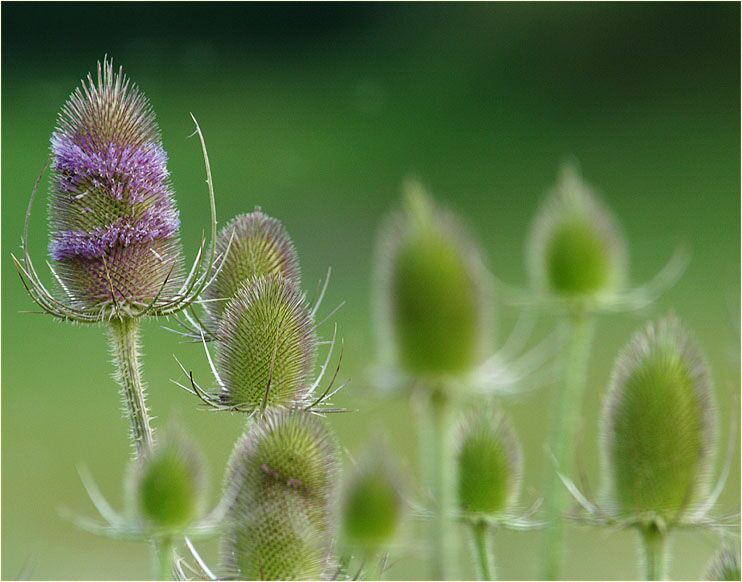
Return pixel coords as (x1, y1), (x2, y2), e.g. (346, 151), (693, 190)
(156, 536), (174, 580)
(639, 526), (667, 581)
(417, 385), (456, 580)
(109, 317), (154, 458)
(470, 520), (495, 580)
(541, 311), (595, 580)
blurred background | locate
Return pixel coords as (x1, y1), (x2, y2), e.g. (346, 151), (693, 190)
(2, 2), (739, 580)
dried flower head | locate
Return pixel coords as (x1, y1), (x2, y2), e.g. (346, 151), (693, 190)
(704, 544), (741, 581)
(205, 209), (301, 325)
(375, 179), (492, 378)
(221, 410), (339, 579)
(527, 163), (626, 301)
(456, 409), (522, 519)
(601, 316), (717, 525)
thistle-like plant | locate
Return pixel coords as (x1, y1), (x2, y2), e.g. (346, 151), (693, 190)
(220, 409), (339, 580)
(703, 544), (741, 581)
(557, 316), (738, 580)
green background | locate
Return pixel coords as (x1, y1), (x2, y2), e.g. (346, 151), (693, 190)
(3, 2), (739, 579)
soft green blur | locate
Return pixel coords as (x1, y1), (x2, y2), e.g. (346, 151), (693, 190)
(2, 3), (739, 580)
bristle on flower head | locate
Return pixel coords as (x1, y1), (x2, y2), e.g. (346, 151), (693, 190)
(456, 409), (522, 519)
(703, 544), (741, 581)
(130, 428), (207, 532)
(221, 410), (339, 579)
(217, 275), (316, 411)
(205, 209), (300, 325)
(527, 163), (626, 300)
(375, 178), (492, 378)
(48, 58), (182, 313)
(601, 316), (716, 524)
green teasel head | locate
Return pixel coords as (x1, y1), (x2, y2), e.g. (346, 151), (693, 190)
(217, 275), (316, 412)
(601, 316), (717, 525)
(341, 445), (405, 552)
(456, 409), (523, 519)
(704, 544), (741, 581)
(527, 163), (627, 301)
(375, 178), (492, 378)
(130, 428), (207, 532)
(205, 209), (301, 325)
(221, 410), (339, 579)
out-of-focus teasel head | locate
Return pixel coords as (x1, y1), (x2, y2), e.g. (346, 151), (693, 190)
(456, 409), (525, 524)
(340, 445), (405, 554)
(14, 57), (217, 323)
(375, 178), (492, 382)
(204, 209), (301, 327)
(221, 409), (339, 580)
(528, 163), (626, 305)
(703, 544), (741, 581)
(131, 429), (208, 534)
(601, 316), (716, 528)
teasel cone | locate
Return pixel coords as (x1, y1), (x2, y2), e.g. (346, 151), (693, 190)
(704, 545), (741, 581)
(48, 58), (183, 315)
(205, 209), (301, 326)
(217, 274), (317, 412)
(527, 163), (626, 303)
(221, 409), (339, 580)
(375, 178), (492, 379)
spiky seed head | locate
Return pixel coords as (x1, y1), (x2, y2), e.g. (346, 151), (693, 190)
(205, 210), (301, 325)
(218, 275), (316, 411)
(601, 316), (717, 524)
(48, 58), (183, 313)
(456, 410), (522, 518)
(341, 447), (404, 552)
(704, 545), (741, 581)
(221, 410), (339, 580)
(375, 179), (492, 378)
(527, 163), (626, 300)
(131, 429), (207, 531)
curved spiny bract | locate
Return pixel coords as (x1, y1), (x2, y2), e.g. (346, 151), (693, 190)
(217, 275), (316, 411)
(221, 410), (339, 580)
(375, 179), (492, 379)
(704, 544), (741, 581)
(601, 316), (717, 525)
(130, 428), (207, 533)
(341, 446), (404, 552)
(527, 163), (626, 301)
(456, 409), (522, 519)
(48, 58), (183, 316)
(205, 209), (301, 325)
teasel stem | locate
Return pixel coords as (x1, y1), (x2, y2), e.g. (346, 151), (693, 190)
(470, 520), (495, 580)
(639, 525), (667, 581)
(156, 536), (175, 580)
(417, 384), (456, 580)
(541, 309), (595, 579)
(109, 317), (154, 458)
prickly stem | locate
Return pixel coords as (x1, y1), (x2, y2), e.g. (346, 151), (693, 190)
(470, 520), (495, 581)
(639, 525), (668, 581)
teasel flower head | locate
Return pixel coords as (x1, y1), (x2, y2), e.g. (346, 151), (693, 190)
(703, 544), (741, 581)
(204, 209), (301, 326)
(129, 428), (208, 533)
(456, 409), (522, 521)
(527, 162), (627, 304)
(14, 58), (217, 323)
(375, 178), (492, 380)
(340, 444), (405, 553)
(600, 316), (717, 527)
(221, 409), (339, 580)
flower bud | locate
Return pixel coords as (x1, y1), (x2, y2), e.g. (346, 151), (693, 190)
(341, 447), (404, 552)
(49, 58), (182, 312)
(221, 410), (339, 580)
(375, 179), (491, 377)
(218, 275), (316, 411)
(456, 410), (522, 518)
(704, 545), (741, 581)
(205, 210), (300, 324)
(601, 316), (716, 523)
(527, 163), (626, 299)
(131, 429), (207, 531)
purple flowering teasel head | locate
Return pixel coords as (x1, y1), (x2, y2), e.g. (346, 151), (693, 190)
(14, 58), (217, 322)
